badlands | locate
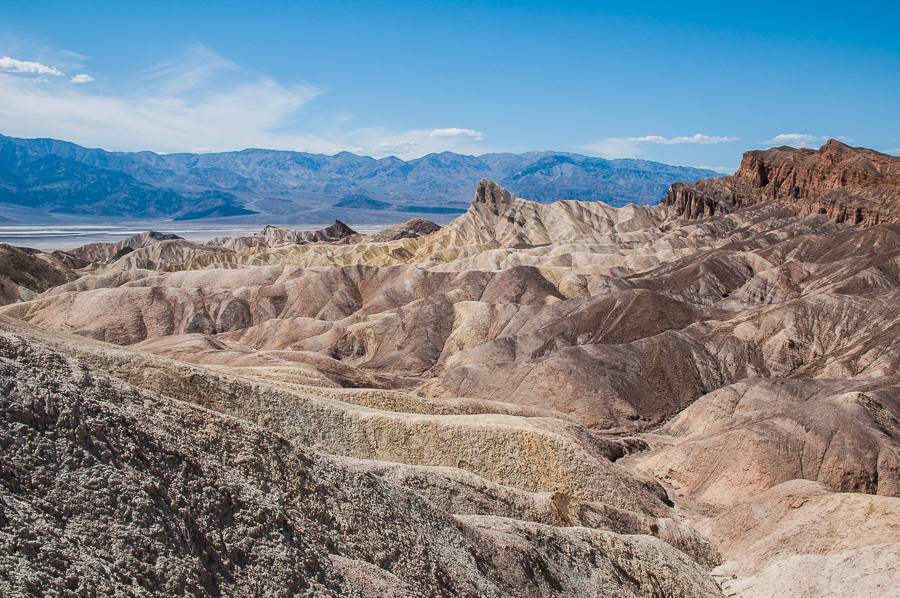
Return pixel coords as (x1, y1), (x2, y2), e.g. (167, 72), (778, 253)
(1, 139), (899, 596)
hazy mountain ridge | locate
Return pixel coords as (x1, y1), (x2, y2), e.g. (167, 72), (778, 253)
(0, 133), (720, 222)
(0, 137), (253, 219)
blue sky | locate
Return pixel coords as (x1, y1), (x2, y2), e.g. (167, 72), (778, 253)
(1, 0), (898, 172)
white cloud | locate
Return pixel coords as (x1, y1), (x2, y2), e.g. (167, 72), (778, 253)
(69, 74), (94, 83)
(0, 46), (492, 158)
(630, 133), (741, 145)
(886, 148), (900, 155)
(583, 133), (740, 158)
(0, 45), (324, 154)
(764, 133), (824, 145)
(582, 138), (643, 159)
(0, 56), (65, 78)
(372, 140), (419, 155)
(761, 134), (856, 148)
(429, 128), (485, 140)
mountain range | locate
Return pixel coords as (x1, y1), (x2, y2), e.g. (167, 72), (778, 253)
(0, 133), (719, 224)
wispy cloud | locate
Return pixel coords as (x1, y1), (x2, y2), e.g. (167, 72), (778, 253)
(0, 45), (323, 154)
(0, 46), (496, 158)
(429, 128), (485, 140)
(762, 133), (823, 146)
(761, 134), (854, 148)
(372, 140), (419, 155)
(0, 56), (65, 78)
(630, 134), (741, 145)
(583, 133), (740, 158)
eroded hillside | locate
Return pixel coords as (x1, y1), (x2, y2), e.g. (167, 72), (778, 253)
(2, 143), (900, 596)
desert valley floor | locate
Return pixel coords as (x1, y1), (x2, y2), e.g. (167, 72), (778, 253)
(1, 141), (899, 597)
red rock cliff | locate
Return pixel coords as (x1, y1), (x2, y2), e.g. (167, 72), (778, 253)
(662, 140), (900, 225)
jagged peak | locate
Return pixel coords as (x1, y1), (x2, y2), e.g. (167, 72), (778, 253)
(473, 178), (517, 217)
(324, 219), (358, 237)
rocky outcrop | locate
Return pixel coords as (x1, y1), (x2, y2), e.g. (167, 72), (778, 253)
(0, 243), (79, 305)
(371, 218), (441, 242)
(206, 221), (360, 252)
(0, 329), (724, 597)
(160, 179), (673, 274)
(7, 169), (900, 596)
(662, 140), (900, 224)
(63, 230), (183, 265)
(0, 316), (675, 517)
(638, 380), (900, 508)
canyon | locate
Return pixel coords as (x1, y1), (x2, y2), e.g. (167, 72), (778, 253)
(1, 140), (899, 597)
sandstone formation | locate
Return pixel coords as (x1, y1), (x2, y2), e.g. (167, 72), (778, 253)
(662, 140), (900, 224)
(3, 156), (900, 596)
(61, 230), (184, 265)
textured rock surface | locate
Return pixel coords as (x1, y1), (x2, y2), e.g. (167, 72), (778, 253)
(0, 329), (724, 597)
(0, 243), (78, 306)
(0, 316), (675, 516)
(662, 140), (900, 224)
(371, 218), (441, 242)
(206, 221), (361, 252)
(6, 182), (900, 438)
(638, 380), (900, 508)
(697, 480), (900, 597)
(62, 230), (184, 265)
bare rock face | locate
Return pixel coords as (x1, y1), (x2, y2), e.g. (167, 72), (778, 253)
(0, 244), (78, 305)
(638, 380), (900, 509)
(696, 480), (900, 597)
(63, 230), (183, 265)
(0, 329), (724, 597)
(206, 221), (361, 252)
(662, 140), (900, 224)
(372, 218), (441, 242)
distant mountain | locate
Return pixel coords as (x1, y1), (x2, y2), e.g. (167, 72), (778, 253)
(333, 194), (466, 214)
(0, 133), (720, 222)
(0, 137), (254, 219)
(333, 194), (397, 210)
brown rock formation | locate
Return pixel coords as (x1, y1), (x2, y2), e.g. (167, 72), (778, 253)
(206, 221), (360, 252)
(63, 230), (183, 264)
(697, 480), (900, 597)
(663, 140), (900, 225)
(0, 243), (79, 305)
(638, 380), (900, 508)
(371, 218), (441, 242)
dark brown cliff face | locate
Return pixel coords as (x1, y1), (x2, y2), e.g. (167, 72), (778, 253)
(663, 140), (900, 225)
